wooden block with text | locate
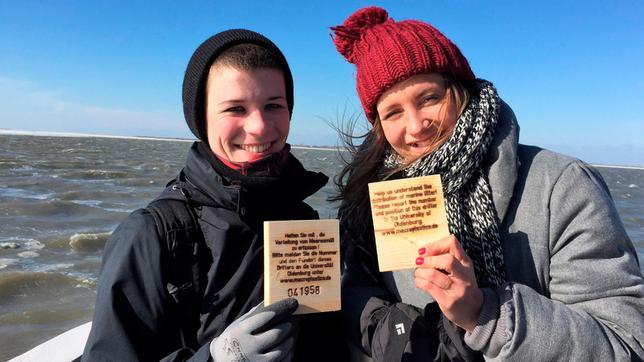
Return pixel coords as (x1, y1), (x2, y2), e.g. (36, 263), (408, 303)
(368, 175), (450, 271)
(264, 219), (340, 314)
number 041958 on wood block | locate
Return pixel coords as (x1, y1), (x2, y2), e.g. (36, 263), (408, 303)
(263, 219), (340, 315)
(368, 175), (450, 272)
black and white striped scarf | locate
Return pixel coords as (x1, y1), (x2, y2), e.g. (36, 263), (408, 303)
(383, 80), (505, 288)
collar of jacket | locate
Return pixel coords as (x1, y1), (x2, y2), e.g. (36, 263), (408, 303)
(482, 99), (520, 223)
(181, 142), (328, 214)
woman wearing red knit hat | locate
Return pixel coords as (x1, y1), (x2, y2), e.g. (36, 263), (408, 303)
(331, 6), (644, 361)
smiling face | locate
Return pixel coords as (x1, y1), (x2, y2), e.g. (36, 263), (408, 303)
(205, 65), (290, 162)
(376, 73), (458, 161)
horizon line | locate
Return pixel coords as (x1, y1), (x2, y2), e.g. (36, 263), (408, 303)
(0, 128), (346, 152)
(2, 128), (642, 170)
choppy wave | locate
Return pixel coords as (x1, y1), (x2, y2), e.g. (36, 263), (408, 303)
(69, 232), (111, 252)
(4, 239), (47, 259)
(0, 271), (86, 303)
(5, 240), (46, 260)
(4, 199), (110, 217)
(0, 258), (17, 269)
(24, 240), (45, 249)
(65, 199), (135, 213)
(0, 187), (55, 200)
(45, 232), (112, 252)
(9, 165), (35, 173)
(31, 263), (75, 273)
(623, 216), (644, 227)
(0, 156), (23, 168)
(17, 251), (41, 258)
(61, 169), (132, 180)
(0, 238), (44, 250)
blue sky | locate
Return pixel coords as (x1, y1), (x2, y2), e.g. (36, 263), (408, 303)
(1, 1), (643, 165)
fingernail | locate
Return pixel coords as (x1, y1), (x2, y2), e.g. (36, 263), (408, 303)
(418, 247), (426, 255)
(415, 257), (424, 266)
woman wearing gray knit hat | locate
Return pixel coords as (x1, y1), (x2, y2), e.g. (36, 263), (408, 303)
(332, 6), (644, 361)
(82, 29), (347, 361)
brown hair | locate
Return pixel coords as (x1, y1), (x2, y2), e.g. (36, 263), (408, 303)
(210, 43), (284, 72)
(332, 74), (470, 225)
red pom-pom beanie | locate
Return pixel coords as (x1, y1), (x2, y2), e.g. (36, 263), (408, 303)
(331, 7), (475, 123)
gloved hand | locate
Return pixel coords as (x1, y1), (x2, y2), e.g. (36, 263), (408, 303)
(210, 298), (299, 362)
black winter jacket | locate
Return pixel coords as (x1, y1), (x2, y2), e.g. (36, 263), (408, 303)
(82, 142), (346, 361)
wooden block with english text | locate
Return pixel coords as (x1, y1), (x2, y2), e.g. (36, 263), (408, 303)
(368, 175), (450, 271)
(264, 219), (340, 314)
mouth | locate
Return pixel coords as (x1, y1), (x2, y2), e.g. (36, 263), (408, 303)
(238, 142), (273, 153)
(409, 139), (433, 149)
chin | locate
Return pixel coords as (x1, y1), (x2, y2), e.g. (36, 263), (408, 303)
(243, 150), (273, 162)
(405, 148), (425, 157)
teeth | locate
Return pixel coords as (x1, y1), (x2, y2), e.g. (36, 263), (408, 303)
(241, 143), (271, 153)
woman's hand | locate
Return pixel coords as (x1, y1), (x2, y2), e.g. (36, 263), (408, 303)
(413, 235), (483, 331)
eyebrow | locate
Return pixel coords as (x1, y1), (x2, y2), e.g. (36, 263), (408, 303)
(218, 99), (243, 104)
(378, 103), (398, 114)
(416, 83), (442, 94)
(220, 95), (286, 102)
(217, 95), (286, 106)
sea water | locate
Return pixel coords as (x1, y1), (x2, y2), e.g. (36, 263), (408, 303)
(1, 134), (642, 360)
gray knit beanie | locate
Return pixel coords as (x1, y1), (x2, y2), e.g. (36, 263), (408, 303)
(182, 29), (294, 141)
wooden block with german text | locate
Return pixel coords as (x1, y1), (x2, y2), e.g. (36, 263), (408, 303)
(264, 219), (340, 314)
(368, 175), (450, 271)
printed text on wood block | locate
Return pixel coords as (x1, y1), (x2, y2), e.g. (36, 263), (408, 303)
(368, 175), (449, 271)
(264, 219), (340, 314)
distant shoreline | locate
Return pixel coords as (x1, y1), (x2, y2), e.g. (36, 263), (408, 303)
(2, 129), (642, 169)
(590, 164), (644, 171)
(0, 128), (345, 152)
(0, 129), (194, 143)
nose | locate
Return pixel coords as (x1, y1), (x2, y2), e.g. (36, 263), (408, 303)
(244, 109), (269, 135)
(405, 110), (427, 136)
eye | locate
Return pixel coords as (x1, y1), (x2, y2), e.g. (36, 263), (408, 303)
(420, 94), (440, 106)
(265, 103), (285, 111)
(381, 108), (402, 121)
(223, 105), (245, 114)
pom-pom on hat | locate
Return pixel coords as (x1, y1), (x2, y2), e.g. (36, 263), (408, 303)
(331, 7), (475, 123)
(183, 29), (294, 141)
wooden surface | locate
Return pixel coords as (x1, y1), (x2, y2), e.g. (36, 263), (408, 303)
(264, 219), (340, 314)
(368, 175), (450, 271)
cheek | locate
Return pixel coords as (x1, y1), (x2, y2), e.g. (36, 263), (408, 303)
(206, 119), (238, 145)
(274, 113), (291, 138)
(441, 107), (458, 133)
(381, 122), (403, 145)
(440, 101), (459, 129)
